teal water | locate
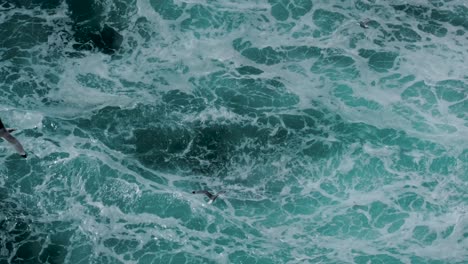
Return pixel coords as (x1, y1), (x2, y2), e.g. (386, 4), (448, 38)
(1, 0), (468, 263)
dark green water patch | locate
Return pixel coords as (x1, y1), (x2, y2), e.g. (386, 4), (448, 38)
(401, 81), (437, 111)
(412, 225), (437, 245)
(39, 244), (68, 264)
(435, 80), (467, 102)
(132, 191), (191, 220)
(431, 6), (468, 30)
(317, 209), (379, 239)
(367, 201), (409, 232)
(409, 256), (449, 264)
(393, 4), (468, 30)
(0, 14), (51, 50)
(270, 0), (289, 21)
(417, 21), (447, 37)
(396, 192), (442, 213)
(392, 4), (431, 20)
(354, 0), (372, 11)
(232, 199), (278, 217)
(104, 238), (140, 255)
(192, 71), (300, 114)
(268, 0), (312, 21)
(236, 66), (264, 75)
(76, 73), (116, 93)
(229, 250), (275, 264)
(1, 0), (62, 9)
(0, 197), (75, 264)
(354, 253), (404, 264)
(302, 140), (342, 161)
(333, 84), (381, 110)
(283, 191), (335, 215)
(233, 38), (321, 65)
(359, 49), (398, 72)
(388, 24), (422, 43)
(0, 64), (53, 105)
(434, 80), (468, 120)
(149, 0), (186, 20)
(66, 0), (124, 54)
(162, 89), (207, 113)
(310, 54), (359, 80)
(332, 121), (448, 159)
(133, 126), (199, 171)
(72, 96), (349, 180)
(106, 0), (137, 29)
(312, 9), (347, 35)
(348, 157), (395, 192)
(429, 155), (457, 175)
(448, 100), (468, 121)
(72, 104), (267, 175)
(181, 4), (246, 34)
(73, 101), (450, 195)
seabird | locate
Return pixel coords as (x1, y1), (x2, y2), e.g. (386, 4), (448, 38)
(0, 119), (27, 158)
(359, 19), (370, 29)
(192, 190), (225, 204)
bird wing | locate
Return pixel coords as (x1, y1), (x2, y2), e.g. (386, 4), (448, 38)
(193, 190), (214, 199)
(1, 132), (26, 155)
(210, 191), (226, 202)
(214, 191), (226, 198)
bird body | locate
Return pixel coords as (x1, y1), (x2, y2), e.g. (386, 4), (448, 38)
(359, 19), (370, 29)
(192, 190), (225, 204)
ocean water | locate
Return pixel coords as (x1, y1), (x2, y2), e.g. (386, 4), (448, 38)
(0, 0), (467, 263)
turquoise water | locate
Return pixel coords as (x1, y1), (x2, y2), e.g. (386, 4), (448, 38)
(1, 0), (468, 263)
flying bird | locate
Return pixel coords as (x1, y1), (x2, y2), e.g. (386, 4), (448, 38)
(359, 19), (370, 29)
(0, 119), (27, 158)
(192, 190), (225, 204)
